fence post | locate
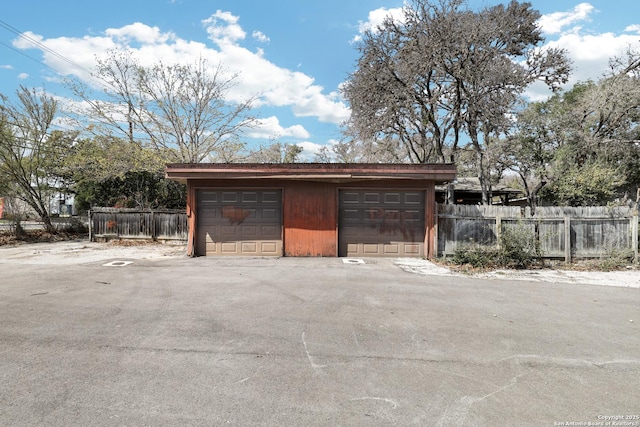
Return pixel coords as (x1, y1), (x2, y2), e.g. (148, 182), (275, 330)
(632, 213), (639, 262)
(151, 211), (157, 241)
(564, 216), (571, 263)
(88, 210), (92, 242)
(452, 215), (458, 253)
(495, 215), (502, 249)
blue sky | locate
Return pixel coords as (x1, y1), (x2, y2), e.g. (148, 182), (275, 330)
(2, 0), (639, 160)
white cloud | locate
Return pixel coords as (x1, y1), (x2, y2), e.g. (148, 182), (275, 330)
(538, 3), (595, 35)
(296, 139), (341, 161)
(247, 116), (310, 139)
(13, 30), (117, 81)
(252, 31), (270, 43)
(525, 4), (640, 101)
(1, 64), (13, 69)
(105, 22), (175, 44)
(18, 72), (29, 79)
(202, 10), (246, 45)
(352, 6), (405, 43)
(296, 141), (324, 161)
(11, 12), (349, 129)
(291, 88), (349, 123)
(554, 32), (640, 83)
(625, 24), (640, 34)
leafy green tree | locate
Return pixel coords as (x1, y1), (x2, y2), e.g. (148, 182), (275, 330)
(0, 87), (75, 233)
(506, 49), (640, 207)
(65, 136), (166, 182)
(63, 136), (185, 213)
(74, 170), (185, 212)
(539, 161), (625, 206)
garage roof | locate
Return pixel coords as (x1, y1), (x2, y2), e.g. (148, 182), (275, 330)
(165, 163), (457, 183)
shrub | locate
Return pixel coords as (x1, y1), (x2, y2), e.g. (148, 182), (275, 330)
(595, 248), (635, 271)
(497, 224), (542, 269)
(62, 217), (88, 235)
(451, 223), (543, 269)
(451, 246), (500, 269)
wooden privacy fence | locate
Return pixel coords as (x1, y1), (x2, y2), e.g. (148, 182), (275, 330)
(89, 208), (188, 242)
(436, 205), (639, 262)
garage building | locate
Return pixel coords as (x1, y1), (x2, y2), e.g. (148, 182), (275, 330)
(165, 163), (456, 258)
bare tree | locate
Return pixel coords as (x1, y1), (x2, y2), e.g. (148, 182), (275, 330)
(343, 0), (461, 164)
(245, 141), (303, 163)
(67, 50), (256, 163)
(343, 0), (571, 203)
(0, 87), (75, 233)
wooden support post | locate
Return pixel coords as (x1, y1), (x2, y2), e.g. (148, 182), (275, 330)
(564, 216), (571, 263)
(433, 209), (439, 259)
(425, 184), (436, 259)
(495, 215), (502, 248)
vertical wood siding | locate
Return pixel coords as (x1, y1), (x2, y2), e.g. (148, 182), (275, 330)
(283, 181), (337, 256)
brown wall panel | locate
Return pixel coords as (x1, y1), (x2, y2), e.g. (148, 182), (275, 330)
(283, 181), (337, 257)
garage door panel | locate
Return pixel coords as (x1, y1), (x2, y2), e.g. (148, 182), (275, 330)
(341, 227), (359, 237)
(341, 192), (360, 204)
(364, 192), (380, 203)
(221, 192), (239, 203)
(362, 227), (382, 237)
(404, 244), (421, 255)
(404, 193), (422, 204)
(363, 244), (381, 255)
(339, 190), (425, 257)
(219, 242), (235, 253)
(384, 193), (401, 204)
(383, 244), (400, 255)
(240, 242), (257, 253)
(220, 225), (237, 237)
(349, 229), (420, 241)
(261, 208), (279, 220)
(197, 190), (282, 256)
(240, 225), (258, 237)
(242, 192), (258, 203)
(261, 191), (280, 203)
(260, 241), (278, 253)
(341, 209), (360, 221)
(260, 224), (279, 237)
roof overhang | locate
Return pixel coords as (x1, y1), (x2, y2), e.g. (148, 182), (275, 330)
(165, 163), (457, 184)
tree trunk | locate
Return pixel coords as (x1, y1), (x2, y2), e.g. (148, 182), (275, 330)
(41, 214), (56, 234)
(476, 151), (491, 205)
(529, 180), (547, 215)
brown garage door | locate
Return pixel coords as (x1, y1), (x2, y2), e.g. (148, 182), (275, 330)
(196, 190), (282, 256)
(339, 190), (425, 257)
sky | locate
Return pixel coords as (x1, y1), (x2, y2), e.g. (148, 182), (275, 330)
(1, 0), (640, 160)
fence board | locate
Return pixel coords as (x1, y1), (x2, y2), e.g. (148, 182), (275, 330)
(89, 209), (188, 242)
(436, 204), (638, 261)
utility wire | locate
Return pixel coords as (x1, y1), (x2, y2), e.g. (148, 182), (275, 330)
(0, 40), (52, 70)
(0, 19), (118, 136)
(0, 19), (90, 75)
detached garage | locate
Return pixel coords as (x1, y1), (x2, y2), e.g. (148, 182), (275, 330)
(165, 163), (456, 258)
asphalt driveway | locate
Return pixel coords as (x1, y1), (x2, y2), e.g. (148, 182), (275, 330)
(1, 249), (639, 426)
